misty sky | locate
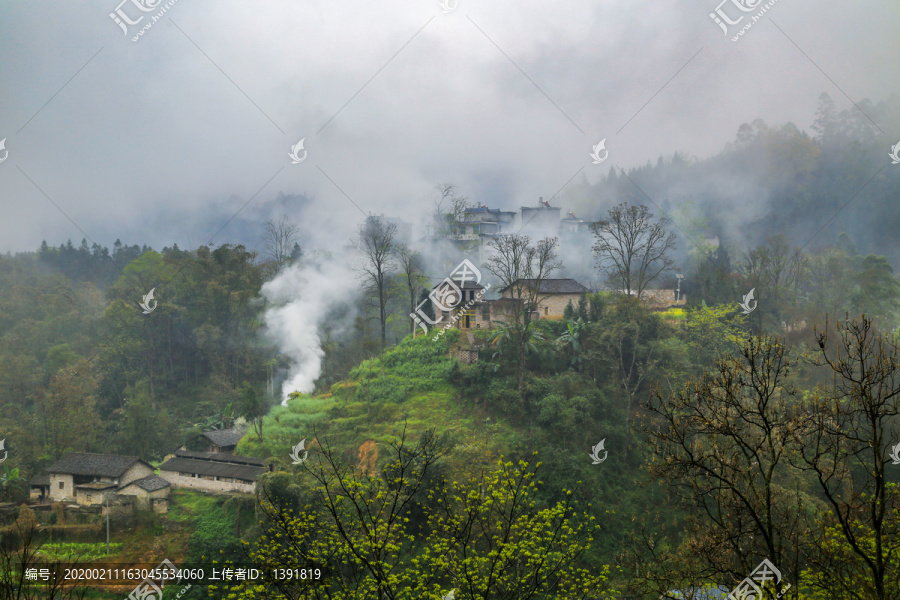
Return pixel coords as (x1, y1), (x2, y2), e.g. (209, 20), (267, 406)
(0, 0), (897, 256)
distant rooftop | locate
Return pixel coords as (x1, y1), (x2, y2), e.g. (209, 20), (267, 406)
(501, 278), (589, 294)
(173, 450), (266, 467)
(30, 474), (50, 487)
(74, 482), (117, 490)
(202, 428), (244, 448)
(48, 453), (149, 478)
(160, 454), (267, 483)
(125, 474), (171, 493)
(465, 206), (516, 214)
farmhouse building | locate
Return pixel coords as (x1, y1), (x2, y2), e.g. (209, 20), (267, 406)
(117, 475), (172, 513)
(430, 277), (592, 332)
(201, 428), (244, 453)
(496, 278), (590, 321)
(431, 280), (489, 330)
(159, 450), (267, 494)
(45, 453), (156, 505)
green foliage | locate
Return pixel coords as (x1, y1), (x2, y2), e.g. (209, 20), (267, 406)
(564, 299), (575, 320)
(0, 465), (25, 503)
(112, 379), (174, 460)
(233, 433), (614, 600)
(682, 302), (747, 369)
(36, 542), (123, 562)
(184, 497), (244, 566)
(536, 393), (589, 431)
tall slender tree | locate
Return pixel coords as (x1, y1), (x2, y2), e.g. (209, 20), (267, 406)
(263, 215), (301, 263)
(484, 234), (561, 391)
(358, 217), (398, 348)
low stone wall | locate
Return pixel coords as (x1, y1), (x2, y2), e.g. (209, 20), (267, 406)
(453, 348), (479, 364)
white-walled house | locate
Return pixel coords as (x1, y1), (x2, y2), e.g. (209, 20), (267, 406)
(47, 453), (155, 505)
(159, 450), (268, 494)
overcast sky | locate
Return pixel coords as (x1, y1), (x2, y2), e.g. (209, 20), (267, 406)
(0, 0), (897, 255)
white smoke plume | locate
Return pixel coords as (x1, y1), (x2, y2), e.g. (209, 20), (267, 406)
(262, 254), (358, 405)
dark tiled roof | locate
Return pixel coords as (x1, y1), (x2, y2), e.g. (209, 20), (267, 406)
(48, 453), (149, 478)
(74, 482), (117, 490)
(174, 450), (266, 467)
(202, 428), (244, 448)
(159, 457), (266, 483)
(501, 279), (589, 294)
(123, 475), (171, 492)
(30, 474), (50, 487)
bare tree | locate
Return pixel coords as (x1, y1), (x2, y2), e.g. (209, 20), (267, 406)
(591, 203), (676, 298)
(263, 215), (301, 263)
(740, 235), (804, 329)
(358, 217), (398, 348)
(432, 183), (473, 238)
(795, 317), (900, 600)
(395, 246), (428, 336)
(642, 333), (806, 598)
(484, 234), (562, 391)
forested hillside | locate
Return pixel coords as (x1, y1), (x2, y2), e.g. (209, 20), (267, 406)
(0, 102), (898, 598)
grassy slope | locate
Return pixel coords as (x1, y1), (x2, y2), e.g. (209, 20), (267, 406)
(234, 328), (675, 573)
(239, 331), (489, 465)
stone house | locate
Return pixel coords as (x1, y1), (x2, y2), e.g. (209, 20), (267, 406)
(496, 278), (590, 321)
(201, 428), (243, 453)
(159, 450), (268, 494)
(430, 278), (592, 332)
(46, 453), (155, 505)
(117, 475), (172, 513)
(431, 280), (490, 331)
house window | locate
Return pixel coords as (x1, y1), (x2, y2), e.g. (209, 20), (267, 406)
(544, 307), (549, 315)
(59, 482), (64, 489)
